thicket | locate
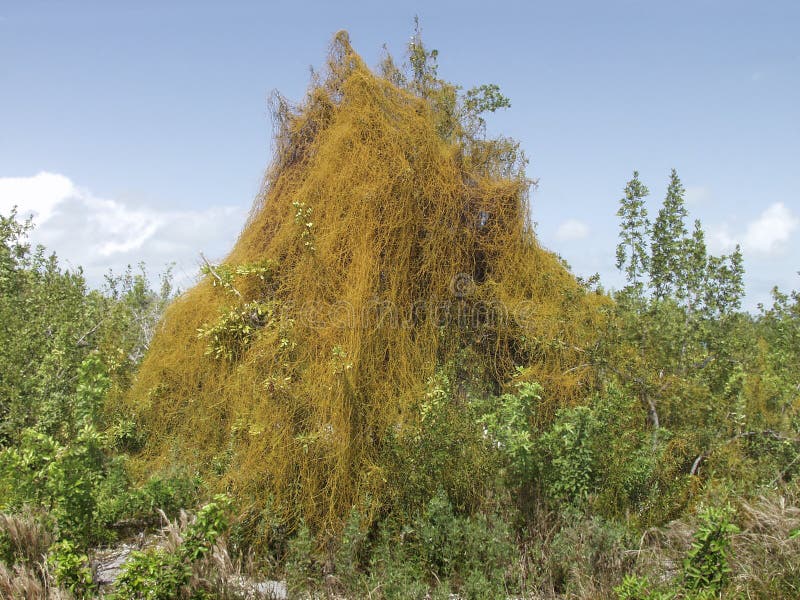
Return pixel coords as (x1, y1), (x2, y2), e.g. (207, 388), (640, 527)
(0, 26), (799, 599)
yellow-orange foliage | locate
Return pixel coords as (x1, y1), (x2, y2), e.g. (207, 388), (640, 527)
(123, 32), (608, 533)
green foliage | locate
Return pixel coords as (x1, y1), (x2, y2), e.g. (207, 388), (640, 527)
(200, 258), (276, 296)
(0, 211), (197, 547)
(292, 200), (316, 252)
(616, 171), (651, 293)
(538, 406), (598, 508)
(477, 381), (539, 486)
(615, 574), (673, 600)
(284, 520), (317, 594)
(197, 300), (275, 362)
(367, 491), (516, 599)
(587, 388), (658, 517)
(114, 494), (233, 600)
(107, 415), (147, 452)
(100, 472), (201, 530)
(282, 491), (517, 598)
(47, 539), (94, 598)
(615, 574), (652, 599)
(183, 494), (232, 560)
(390, 16), (516, 161)
(413, 489), (515, 591)
(683, 505), (739, 593)
(547, 514), (634, 597)
(0, 210), (174, 445)
(0, 425), (107, 543)
(381, 369), (497, 515)
(101, 262), (175, 380)
(0, 210), (97, 443)
(114, 548), (189, 600)
(333, 508), (368, 590)
(650, 169), (689, 301)
(196, 258), (287, 363)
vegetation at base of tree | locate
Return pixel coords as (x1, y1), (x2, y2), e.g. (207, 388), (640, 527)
(1, 26), (799, 599)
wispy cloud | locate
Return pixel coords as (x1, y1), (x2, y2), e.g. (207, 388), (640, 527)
(0, 172), (247, 288)
(709, 202), (799, 256)
(555, 218), (590, 242)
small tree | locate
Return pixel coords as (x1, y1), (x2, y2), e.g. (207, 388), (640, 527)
(616, 171), (651, 296)
(650, 169), (689, 301)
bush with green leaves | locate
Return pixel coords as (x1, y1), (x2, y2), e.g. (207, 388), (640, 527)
(547, 514), (633, 597)
(531, 387), (661, 519)
(0, 424), (108, 544)
(538, 405), (599, 509)
(683, 505), (739, 594)
(113, 494), (233, 600)
(0, 211), (174, 447)
(47, 539), (94, 598)
(380, 369), (498, 516)
(614, 573), (674, 600)
(333, 507), (368, 591)
(477, 380), (539, 487)
(99, 471), (202, 530)
(283, 490), (518, 599)
(284, 520), (318, 595)
(371, 490), (517, 598)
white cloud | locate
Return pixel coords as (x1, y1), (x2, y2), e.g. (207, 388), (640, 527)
(743, 203), (799, 254)
(709, 202), (799, 256)
(707, 225), (737, 254)
(0, 172), (247, 289)
(0, 171), (76, 224)
(555, 218), (589, 242)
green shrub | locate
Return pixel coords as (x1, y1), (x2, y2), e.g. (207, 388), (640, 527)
(683, 505), (739, 594)
(548, 515), (633, 596)
(614, 573), (674, 600)
(47, 539), (94, 598)
(284, 520), (318, 595)
(368, 490), (516, 598)
(0, 425), (108, 543)
(334, 507), (368, 591)
(107, 416), (146, 452)
(477, 381), (539, 487)
(113, 494), (232, 599)
(98, 472), (201, 530)
(381, 370), (496, 516)
(114, 547), (189, 600)
(538, 406), (598, 509)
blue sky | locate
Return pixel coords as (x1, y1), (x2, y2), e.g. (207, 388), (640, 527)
(1, 0), (798, 308)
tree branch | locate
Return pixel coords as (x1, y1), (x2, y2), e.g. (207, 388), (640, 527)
(200, 253), (241, 298)
(690, 430), (800, 476)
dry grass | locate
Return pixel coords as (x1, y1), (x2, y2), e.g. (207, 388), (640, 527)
(0, 561), (49, 600)
(0, 512), (71, 599)
(152, 508), (269, 599)
(727, 493), (800, 598)
(0, 511), (53, 567)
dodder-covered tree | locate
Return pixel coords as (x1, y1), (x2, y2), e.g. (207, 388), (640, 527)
(122, 31), (607, 536)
